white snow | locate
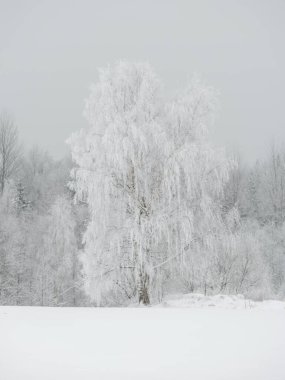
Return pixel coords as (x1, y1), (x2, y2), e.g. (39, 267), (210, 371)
(158, 293), (285, 310)
(0, 296), (285, 380)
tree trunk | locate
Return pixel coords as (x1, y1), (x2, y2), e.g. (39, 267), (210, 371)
(138, 272), (150, 305)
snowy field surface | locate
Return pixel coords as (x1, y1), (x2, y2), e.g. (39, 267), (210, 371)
(0, 295), (285, 380)
(158, 293), (285, 310)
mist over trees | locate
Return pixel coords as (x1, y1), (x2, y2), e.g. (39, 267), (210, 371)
(0, 63), (285, 306)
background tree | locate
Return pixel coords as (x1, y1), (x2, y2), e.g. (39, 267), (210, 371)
(0, 112), (22, 193)
(33, 195), (79, 306)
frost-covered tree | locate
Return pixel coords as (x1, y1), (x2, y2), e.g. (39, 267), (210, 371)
(0, 112), (22, 193)
(15, 181), (30, 215)
(68, 62), (233, 305)
(261, 146), (285, 226)
(241, 163), (262, 221)
(0, 180), (33, 305)
(255, 222), (285, 297)
(222, 152), (244, 214)
(35, 196), (78, 306)
(20, 146), (72, 214)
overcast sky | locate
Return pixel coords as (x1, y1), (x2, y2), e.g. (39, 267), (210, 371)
(0, 0), (284, 163)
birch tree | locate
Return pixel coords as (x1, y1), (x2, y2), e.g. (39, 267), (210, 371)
(68, 62), (233, 305)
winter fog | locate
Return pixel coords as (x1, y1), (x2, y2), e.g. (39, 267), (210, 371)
(1, 1), (285, 379)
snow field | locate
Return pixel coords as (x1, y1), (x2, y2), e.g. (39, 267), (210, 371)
(0, 300), (284, 380)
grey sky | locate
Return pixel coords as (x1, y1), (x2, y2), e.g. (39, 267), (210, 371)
(1, 0), (284, 163)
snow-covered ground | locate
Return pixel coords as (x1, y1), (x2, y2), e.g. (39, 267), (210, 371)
(0, 295), (285, 380)
(158, 292), (285, 310)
